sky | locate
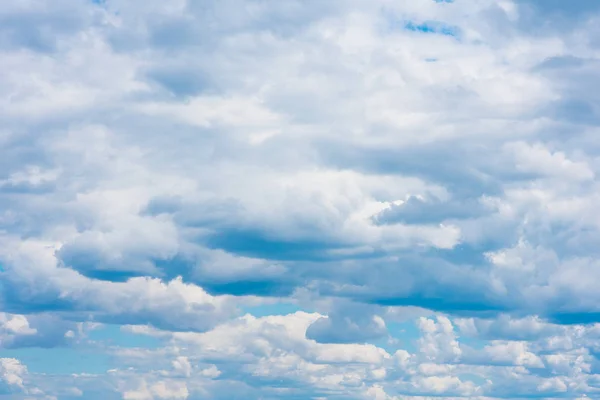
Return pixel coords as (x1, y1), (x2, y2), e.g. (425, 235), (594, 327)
(1, 0), (600, 399)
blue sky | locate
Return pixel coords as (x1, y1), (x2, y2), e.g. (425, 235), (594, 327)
(1, 0), (600, 398)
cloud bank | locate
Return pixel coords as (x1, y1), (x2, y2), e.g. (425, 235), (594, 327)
(2, 0), (600, 398)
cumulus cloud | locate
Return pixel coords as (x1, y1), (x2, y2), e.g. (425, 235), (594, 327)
(0, 358), (26, 393)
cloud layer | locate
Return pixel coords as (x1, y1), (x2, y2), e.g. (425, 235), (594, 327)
(2, 0), (600, 398)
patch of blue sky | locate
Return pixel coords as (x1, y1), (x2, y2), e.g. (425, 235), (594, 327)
(88, 324), (162, 349)
(0, 324), (165, 375)
(381, 321), (422, 353)
(459, 373), (487, 386)
(379, 8), (459, 38)
(457, 334), (488, 351)
(0, 347), (111, 375)
(405, 21), (459, 37)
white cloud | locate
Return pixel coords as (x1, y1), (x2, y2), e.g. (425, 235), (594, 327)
(122, 379), (189, 400)
(2, 0), (600, 398)
(417, 316), (462, 363)
(0, 358), (26, 389)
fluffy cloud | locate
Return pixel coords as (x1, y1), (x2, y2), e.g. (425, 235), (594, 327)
(0, 358), (26, 393)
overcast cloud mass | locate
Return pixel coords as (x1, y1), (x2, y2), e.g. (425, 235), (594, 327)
(2, 0), (600, 398)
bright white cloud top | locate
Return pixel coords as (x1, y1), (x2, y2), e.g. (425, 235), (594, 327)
(1, 0), (600, 398)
